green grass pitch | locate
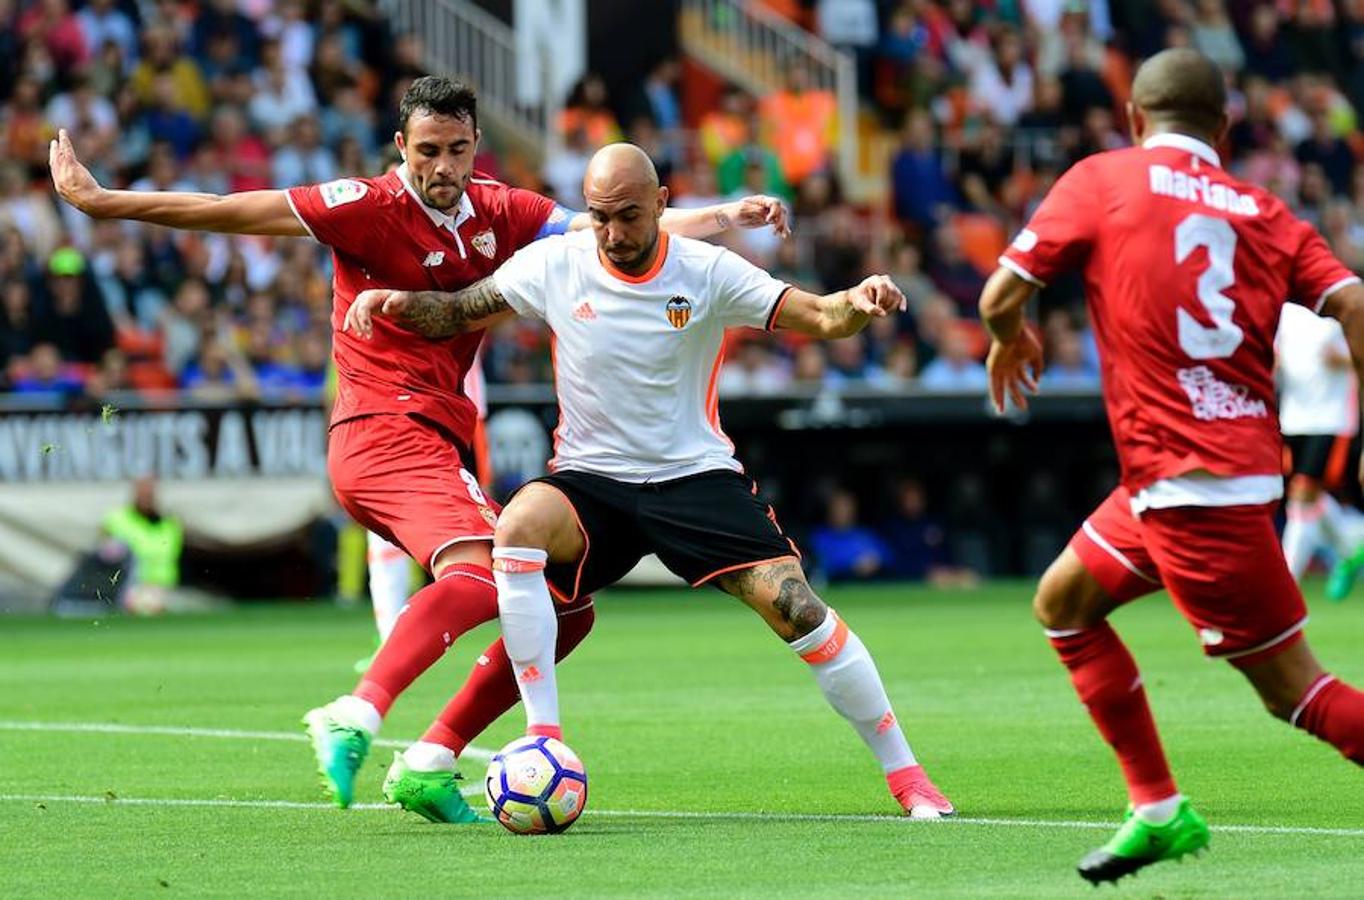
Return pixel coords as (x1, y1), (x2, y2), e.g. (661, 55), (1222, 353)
(1, 582), (1361, 897)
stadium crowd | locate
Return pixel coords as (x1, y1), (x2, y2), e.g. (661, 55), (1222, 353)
(3, 0), (1364, 402)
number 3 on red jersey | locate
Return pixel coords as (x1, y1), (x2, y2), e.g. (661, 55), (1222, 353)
(1175, 213), (1243, 360)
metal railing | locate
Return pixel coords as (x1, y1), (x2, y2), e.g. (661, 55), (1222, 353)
(379, 0), (557, 156)
(679, 0), (857, 192)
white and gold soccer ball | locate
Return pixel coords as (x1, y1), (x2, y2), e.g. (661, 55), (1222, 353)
(484, 735), (588, 834)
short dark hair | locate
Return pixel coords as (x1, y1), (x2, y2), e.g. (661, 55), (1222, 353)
(399, 76), (478, 135)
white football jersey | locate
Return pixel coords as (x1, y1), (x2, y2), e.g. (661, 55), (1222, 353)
(493, 230), (791, 481)
(1276, 302), (1357, 436)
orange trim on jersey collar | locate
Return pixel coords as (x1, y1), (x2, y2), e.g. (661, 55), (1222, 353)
(598, 232), (670, 284)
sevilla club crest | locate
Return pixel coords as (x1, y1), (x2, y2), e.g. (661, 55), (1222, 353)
(666, 295), (692, 329)
(471, 229), (497, 259)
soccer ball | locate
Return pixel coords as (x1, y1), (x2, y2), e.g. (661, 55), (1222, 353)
(484, 735), (588, 834)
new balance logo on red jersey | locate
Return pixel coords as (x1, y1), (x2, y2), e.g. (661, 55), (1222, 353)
(422, 251), (445, 267)
(572, 301), (597, 321)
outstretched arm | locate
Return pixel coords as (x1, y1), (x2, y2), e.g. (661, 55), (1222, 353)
(568, 195), (791, 239)
(344, 278), (514, 339)
(979, 266), (1045, 413)
(772, 275), (905, 340)
(50, 129), (307, 237)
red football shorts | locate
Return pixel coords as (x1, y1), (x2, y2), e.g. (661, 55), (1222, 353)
(328, 413), (498, 571)
(1070, 487), (1307, 666)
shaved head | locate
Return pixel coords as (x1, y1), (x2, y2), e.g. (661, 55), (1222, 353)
(1130, 48), (1227, 140)
(584, 142), (660, 197)
(583, 143), (668, 276)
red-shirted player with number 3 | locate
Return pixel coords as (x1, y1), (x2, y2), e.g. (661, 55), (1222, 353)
(49, 76), (790, 820)
(979, 49), (1364, 885)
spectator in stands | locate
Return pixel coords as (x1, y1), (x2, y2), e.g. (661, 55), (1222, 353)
(143, 72), (202, 160)
(969, 28), (1033, 126)
(35, 247), (114, 363)
(642, 58), (683, 165)
(759, 63), (837, 185)
(4, 76), (54, 174)
(248, 39), (317, 141)
(272, 114), (337, 188)
(78, 0), (138, 71)
(131, 25), (210, 123)
(718, 339), (790, 396)
(1297, 108), (1356, 197)
(0, 162), (63, 260)
(190, 0), (260, 69)
(44, 70), (118, 160)
(18, 0), (89, 71)
(0, 280), (37, 374)
(891, 110), (955, 232)
(956, 118), (1015, 214)
(543, 125), (592, 209)
(881, 477), (950, 582)
(811, 488), (890, 582)
(717, 139), (791, 203)
(699, 85), (751, 169)
(1190, 0), (1244, 74)
(917, 322), (986, 392)
(559, 73), (622, 148)
(926, 223), (986, 315)
(1243, 3), (1295, 82)
(181, 338), (259, 402)
(11, 341), (84, 396)
(791, 342), (828, 387)
(1040, 323), (1101, 390)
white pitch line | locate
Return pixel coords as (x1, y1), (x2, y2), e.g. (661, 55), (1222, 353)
(3, 722), (1362, 839)
(1, 794), (1362, 837)
(0, 720), (494, 762)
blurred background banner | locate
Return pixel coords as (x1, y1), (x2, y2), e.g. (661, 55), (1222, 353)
(0, 399), (330, 602)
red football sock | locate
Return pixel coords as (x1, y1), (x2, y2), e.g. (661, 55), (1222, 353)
(1049, 623), (1178, 805)
(1292, 674), (1364, 764)
(422, 597), (596, 753)
(353, 564), (498, 716)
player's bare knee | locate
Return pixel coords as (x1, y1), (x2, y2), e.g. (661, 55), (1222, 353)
(1034, 550), (1108, 631)
(773, 578), (828, 638)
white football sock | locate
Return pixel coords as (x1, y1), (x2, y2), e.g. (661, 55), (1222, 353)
(366, 532), (411, 641)
(788, 609), (916, 772)
(332, 694), (382, 735)
(1134, 793), (1184, 825)
(1318, 494), (1352, 557)
(493, 546), (560, 735)
(403, 740), (456, 772)
(1283, 498), (1322, 579)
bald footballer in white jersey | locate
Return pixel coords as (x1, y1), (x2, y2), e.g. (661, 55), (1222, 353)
(345, 143), (955, 819)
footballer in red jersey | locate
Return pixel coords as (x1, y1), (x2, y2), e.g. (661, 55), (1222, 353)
(979, 49), (1364, 884)
(50, 76), (792, 815)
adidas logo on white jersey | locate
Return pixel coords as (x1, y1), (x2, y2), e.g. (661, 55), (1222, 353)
(422, 251), (445, 267)
(572, 301), (597, 321)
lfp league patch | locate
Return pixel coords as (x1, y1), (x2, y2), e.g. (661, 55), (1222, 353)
(320, 179), (369, 209)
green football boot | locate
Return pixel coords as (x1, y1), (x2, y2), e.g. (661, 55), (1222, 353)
(382, 752), (488, 824)
(302, 705), (372, 808)
(1326, 551), (1364, 602)
(1077, 800), (1210, 884)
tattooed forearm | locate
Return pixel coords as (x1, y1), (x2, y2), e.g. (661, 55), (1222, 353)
(399, 277), (511, 337)
(714, 208), (732, 230)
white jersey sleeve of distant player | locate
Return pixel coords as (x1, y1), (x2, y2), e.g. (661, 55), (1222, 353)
(710, 247), (792, 329)
(492, 236), (564, 320)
